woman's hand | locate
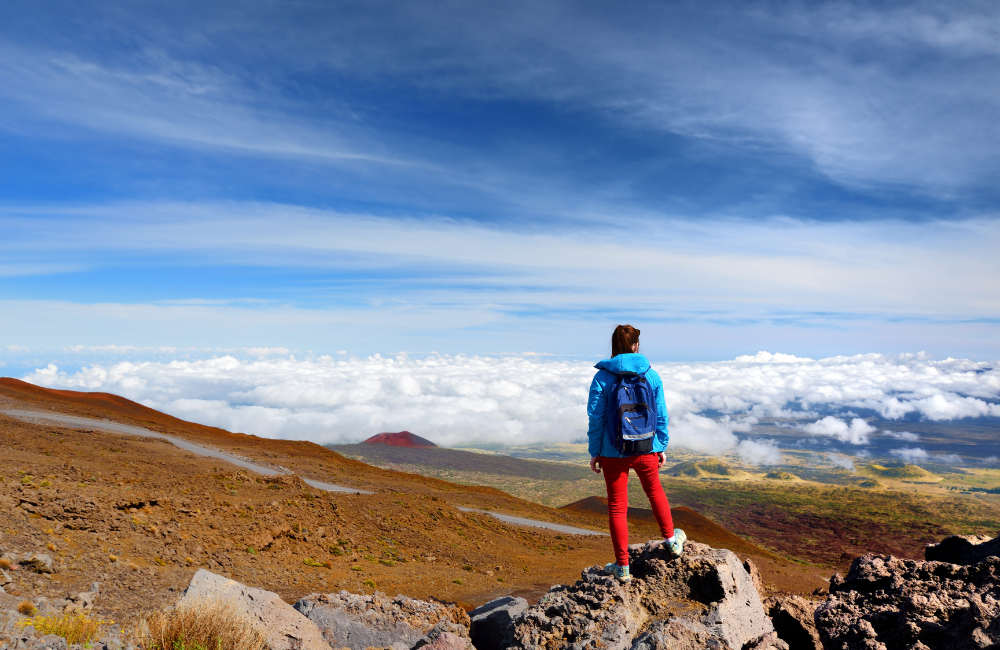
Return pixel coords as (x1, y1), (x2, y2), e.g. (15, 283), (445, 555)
(590, 456), (602, 474)
(657, 452), (666, 467)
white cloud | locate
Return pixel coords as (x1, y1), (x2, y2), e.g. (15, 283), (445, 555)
(891, 447), (929, 463)
(884, 430), (920, 442)
(802, 417), (875, 445)
(737, 439), (782, 466)
(826, 453), (855, 472)
(18, 351), (1000, 452)
(936, 453), (963, 464)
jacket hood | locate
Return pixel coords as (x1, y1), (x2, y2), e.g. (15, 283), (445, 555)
(595, 353), (651, 375)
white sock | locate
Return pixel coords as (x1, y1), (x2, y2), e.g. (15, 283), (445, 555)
(667, 535), (676, 543)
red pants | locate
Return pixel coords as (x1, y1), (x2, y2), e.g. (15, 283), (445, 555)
(600, 453), (675, 566)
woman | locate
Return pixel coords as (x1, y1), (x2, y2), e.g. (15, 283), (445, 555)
(587, 324), (685, 582)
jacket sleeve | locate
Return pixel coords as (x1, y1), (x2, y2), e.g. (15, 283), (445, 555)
(587, 372), (607, 458)
(651, 370), (669, 448)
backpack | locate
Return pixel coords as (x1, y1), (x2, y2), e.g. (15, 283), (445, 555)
(605, 371), (657, 456)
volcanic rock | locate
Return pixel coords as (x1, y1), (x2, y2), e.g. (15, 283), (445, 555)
(470, 596), (529, 650)
(509, 540), (773, 650)
(180, 569), (328, 650)
(768, 596), (822, 650)
(816, 553), (1000, 650)
(925, 534), (1000, 566)
(293, 590), (471, 650)
(745, 558), (767, 600)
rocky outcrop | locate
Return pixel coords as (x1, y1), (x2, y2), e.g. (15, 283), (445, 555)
(293, 590), (472, 650)
(470, 596), (529, 650)
(180, 569), (328, 650)
(509, 540), (773, 650)
(768, 596), (822, 650)
(816, 553), (1000, 650)
(925, 534), (1000, 566)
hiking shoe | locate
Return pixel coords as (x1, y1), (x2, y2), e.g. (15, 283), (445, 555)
(603, 562), (631, 583)
(666, 529), (687, 558)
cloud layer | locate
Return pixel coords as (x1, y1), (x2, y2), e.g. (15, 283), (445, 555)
(20, 352), (999, 461)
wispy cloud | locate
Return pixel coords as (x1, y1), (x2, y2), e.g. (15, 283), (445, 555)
(2, 202), (998, 322)
(2, 1), (998, 204)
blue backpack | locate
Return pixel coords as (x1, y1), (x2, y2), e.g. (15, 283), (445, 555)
(605, 371), (657, 456)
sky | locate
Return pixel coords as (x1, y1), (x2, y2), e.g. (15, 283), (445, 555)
(1, 1), (999, 453)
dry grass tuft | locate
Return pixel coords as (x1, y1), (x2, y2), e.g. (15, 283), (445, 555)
(134, 598), (267, 650)
(19, 612), (112, 646)
(18, 601), (37, 616)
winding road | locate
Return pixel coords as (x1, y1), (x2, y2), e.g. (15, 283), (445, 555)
(2, 408), (607, 536)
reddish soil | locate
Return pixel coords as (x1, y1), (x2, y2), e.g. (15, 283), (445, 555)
(364, 431), (438, 448)
(561, 497), (775, 559)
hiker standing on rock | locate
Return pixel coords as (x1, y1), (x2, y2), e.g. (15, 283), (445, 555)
(588, 324), (685, 583)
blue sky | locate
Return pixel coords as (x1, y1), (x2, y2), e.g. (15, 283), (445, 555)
(2, 0), (1000, 367)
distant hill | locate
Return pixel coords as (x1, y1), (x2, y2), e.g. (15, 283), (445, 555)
(665, 459), (748, 479)
(364, 431), (438, 448)
(559, 496), (777, 559)
(327, 443), (594, 481)
(765, 470), (799, 481)
(861, 462), (939, 482)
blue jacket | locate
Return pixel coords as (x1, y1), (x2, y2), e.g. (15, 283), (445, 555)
(587, 353), (669, 458)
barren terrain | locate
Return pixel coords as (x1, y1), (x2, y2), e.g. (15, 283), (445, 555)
(0, 378), (827, 623)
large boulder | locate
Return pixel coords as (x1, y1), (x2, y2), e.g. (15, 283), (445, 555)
(816, 553), (1000, 650)
(925, 534), (1000, 565)
(510, 540), (773, 650)
(293, 590), (471, 650)
(768, 596), (822, 650)
(20, 552), (54, 574)
(469, 596), (529, 650)
(179, 569), (328, 650)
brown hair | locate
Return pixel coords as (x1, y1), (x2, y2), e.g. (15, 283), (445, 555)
(611, 324), (640, 357)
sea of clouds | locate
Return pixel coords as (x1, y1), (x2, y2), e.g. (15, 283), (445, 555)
(18, 351), (999, 466)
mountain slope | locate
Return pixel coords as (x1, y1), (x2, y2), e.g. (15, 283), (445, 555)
(0, 378), (624, 615)
(364, 431), (438, 448)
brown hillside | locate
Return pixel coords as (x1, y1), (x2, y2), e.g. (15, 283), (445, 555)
(0, 379), (627, 616)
